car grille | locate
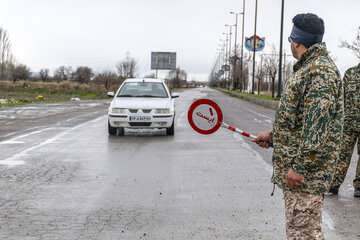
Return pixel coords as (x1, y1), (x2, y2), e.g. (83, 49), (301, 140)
(129, 122), (152, 127)
(129, 109), (138, 113)
(142, 109), (152, 113)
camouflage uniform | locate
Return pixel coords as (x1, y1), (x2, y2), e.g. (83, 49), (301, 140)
(284, 191), (324, 240)
(271, 43), (343, 239)
(332, 64), (360, 189)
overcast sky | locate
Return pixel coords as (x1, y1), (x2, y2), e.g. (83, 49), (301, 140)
(1, 0), (359, 81)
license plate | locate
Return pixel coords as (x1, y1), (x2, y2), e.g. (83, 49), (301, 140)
(129, 116), (151, 122)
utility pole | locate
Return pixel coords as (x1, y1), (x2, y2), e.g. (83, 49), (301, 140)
(225, 25), (233, 89)
(277, 0), (285, 98)
(223, 32), (229, 87)
(251, 0), (258, 94)
(257, 54), (263, 95)
(283, 53), (286, 83)
(230, 11), (242, 90)
(240, 0), (246, 92)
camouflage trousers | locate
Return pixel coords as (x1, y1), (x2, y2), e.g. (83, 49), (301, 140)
(284, 190), (324, 240)
(332, 130), (360, 189)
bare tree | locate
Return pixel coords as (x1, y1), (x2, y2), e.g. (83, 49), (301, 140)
(284, 61), (294, 85)
(116, 52), (138, 78)
(54, 66), (67, 82)
(167, 68), (187, 88)
(235, 53), (251, 92)
(54, 66), (73, 82)
(255, 58), (266, 95)
(0, 27), (14, 80)
(93, 71), (119, 91)
(11, 64), (31, 82)
(73, 66), (94, 84)
(39, 69), (50, 81)
(64, 66), (73, 81)
(263, 47), (279, 98)
(340, 27), (360, 60)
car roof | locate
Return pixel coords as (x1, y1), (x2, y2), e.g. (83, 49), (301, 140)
(124, 78), (165, 83)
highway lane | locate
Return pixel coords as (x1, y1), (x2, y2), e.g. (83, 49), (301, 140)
(0, 88), (358, 239)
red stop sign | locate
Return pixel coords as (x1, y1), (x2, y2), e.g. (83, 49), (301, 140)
(187, 99), (223, 135)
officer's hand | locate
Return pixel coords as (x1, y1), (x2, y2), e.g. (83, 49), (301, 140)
(252, 131), (272, 149)
(286, 169), (304, 188)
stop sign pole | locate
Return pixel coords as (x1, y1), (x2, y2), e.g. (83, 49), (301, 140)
(221, 122), (257, 139)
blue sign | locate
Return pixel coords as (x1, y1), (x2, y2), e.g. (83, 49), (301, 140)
(245, 35), (265, 52)
(221, 64), (230, 71)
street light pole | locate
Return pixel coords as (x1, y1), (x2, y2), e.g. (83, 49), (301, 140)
(223, 32), (229, 86)
(227, 25), (233, 89)
(251, 0), (258, 94)
(277, 0), (285, 98)
(232, 14), (239, 58)
(230, 11), (242, 90)
(219, 40), (226, 83)
(219, 39), (225, 62)
(240, 0), (246, 92)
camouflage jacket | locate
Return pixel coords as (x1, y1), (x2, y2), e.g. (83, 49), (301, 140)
(272, 43), (344, 195)
(343, 64), (360, 129)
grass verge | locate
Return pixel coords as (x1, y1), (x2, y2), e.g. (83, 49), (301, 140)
(0, 81), (109, 108)
(216, 87), (279, 110)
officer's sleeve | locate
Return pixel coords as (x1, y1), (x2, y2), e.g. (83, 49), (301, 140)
(342, 70), (351, 112)
(292, 69), (338, 173)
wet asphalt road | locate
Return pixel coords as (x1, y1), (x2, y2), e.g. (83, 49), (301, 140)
(0, 88), (359, 240)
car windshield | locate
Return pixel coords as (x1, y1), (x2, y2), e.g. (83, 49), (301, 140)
(117, 82), (168, 98)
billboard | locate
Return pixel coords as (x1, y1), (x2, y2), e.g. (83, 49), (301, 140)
(151, 52), (177, 70)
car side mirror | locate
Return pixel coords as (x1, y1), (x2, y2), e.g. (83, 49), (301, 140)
(171, 93), (179, 98)
(107, 91), (115, 97)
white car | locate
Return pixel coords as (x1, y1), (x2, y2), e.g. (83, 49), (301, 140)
(107, 78), (179, 136)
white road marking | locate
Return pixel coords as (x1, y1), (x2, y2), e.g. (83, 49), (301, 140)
(0, 160), (25, 166)
(254, 118), (262, 123)
(0, 128), (55, 143)
(0, 115), (105, 167)
(1, 126), (44, 138)
(231, 131), (273, 174)
(176, 111), (186, 127)
(90, 115), (107, 123)
(323, 211), (335, 231)
(264, 119), (273, 125)
(2, 132), (20, 138)
(65, 111), (101, 122)
(0, 140), (25, 145)
(245, 107), (273, 120)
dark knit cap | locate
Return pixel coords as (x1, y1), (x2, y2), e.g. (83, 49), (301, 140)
(289, 13), (325, 48)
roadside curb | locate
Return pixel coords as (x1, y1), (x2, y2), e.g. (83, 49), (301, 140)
(215, 88), (279, 110)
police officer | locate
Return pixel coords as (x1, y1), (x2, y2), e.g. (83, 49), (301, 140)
(254, 13), (343, 239)
(330, 64), (360, 197)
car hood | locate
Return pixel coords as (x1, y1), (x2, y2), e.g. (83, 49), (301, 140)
(111, 97), (172, 109)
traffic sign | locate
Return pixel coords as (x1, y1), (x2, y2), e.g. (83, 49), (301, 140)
(187, 99), (223, 135)
(245, 35), (265, 52)
(187, 98), (258, 139)
(221, 64), (230, 72)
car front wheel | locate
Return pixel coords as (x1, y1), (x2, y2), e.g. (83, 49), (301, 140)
(166, 120), (175, 136)
(108, 121), (117, 136)
(117, 127), (124, 136)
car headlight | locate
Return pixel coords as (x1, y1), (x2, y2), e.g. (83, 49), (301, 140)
(111, 108), (127, 114)
(155, 108), (171, 114)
